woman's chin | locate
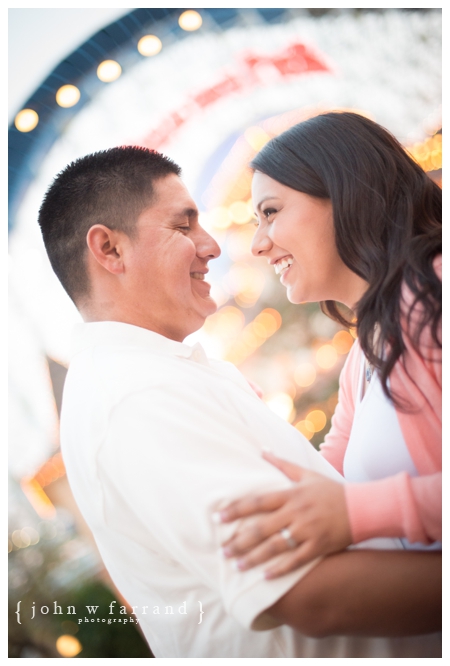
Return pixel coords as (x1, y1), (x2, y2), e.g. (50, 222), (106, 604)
(285, 285), (305, 305)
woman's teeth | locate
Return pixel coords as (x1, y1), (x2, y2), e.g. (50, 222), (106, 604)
(190, 272), (205, 280)
(274, 258), (293, 275)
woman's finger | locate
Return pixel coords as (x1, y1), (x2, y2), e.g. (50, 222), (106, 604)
(221, 509), (290, 555)
(263, 542), (319, 579)
(230, 530), (300, 572)
(213, 489), (290, 523)
(262, 452), (305, 482)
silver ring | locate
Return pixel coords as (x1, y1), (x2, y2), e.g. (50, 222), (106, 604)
(280, 528), (297, 549)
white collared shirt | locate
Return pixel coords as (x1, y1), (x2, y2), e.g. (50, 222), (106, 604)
(61, 321), (396, 658)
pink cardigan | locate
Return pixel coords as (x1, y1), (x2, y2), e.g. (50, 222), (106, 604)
(320, 258), (442, 545)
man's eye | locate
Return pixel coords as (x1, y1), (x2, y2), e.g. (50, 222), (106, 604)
(178, 226), (190, 232)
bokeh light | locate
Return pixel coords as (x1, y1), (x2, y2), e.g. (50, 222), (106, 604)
(97, 60), (122, 82)
(295, 421), (314, 440)
(209, 207), (232, 230)
(332, 330), (354, 354)
(226, 225), (255, 261)
(223, 262), (265, 308)
(56, 85), (80, 108)
(408, 133), (442, 171)
(14, 109), (39, 132)
(316, 344), (338, 369)
(229, 201), (253, 225)
(294, 362), (316, 387)
(265, 392), (294, 422)
(56, 635), (82, 657)
(179, 10), (202, 31)
(244, 126), (271, 151)
(138, 35), (162, 56)
(305, 409), (327, 432)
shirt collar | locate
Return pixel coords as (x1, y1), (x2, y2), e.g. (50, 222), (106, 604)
(70, 321), (210, 366)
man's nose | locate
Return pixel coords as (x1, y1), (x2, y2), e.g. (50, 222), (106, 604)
(197, 227), (221, 259)
(251, 224), (272, 257)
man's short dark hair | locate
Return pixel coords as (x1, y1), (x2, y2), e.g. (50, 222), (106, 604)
(38, 146), (181, 303)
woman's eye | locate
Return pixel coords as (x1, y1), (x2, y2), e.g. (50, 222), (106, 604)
(263, 208), (277, 218)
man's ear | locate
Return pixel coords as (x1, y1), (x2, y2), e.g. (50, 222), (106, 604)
(86, 225), (126, 275)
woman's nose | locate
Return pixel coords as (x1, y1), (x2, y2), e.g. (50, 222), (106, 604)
(251, 224), (272, 256)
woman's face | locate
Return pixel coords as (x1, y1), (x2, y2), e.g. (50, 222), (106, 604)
(251, 172), (367, 308)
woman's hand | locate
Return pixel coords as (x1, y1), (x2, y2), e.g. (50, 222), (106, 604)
(216, 452), (352, 579)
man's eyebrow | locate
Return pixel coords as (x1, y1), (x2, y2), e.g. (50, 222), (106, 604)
(172, 207), (199, 219)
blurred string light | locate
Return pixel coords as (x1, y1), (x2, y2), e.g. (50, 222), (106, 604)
(227, 225), (256, 261)
(178, 10), (203, 31)
(204, 307), (281, 365)
(203, 201), (254, 231)
(14, 109), (39, 132)
(55, 85), (80, 108)
(332, 330), (354, 354)
(56, 635), (82, 658)
(295, 421), (314, 441)
(305, 409), (327, 432)
(408, 132), (442, 172)
(18, 452), (66, 521)
(9, 520), (63, 553)
(138, 34), (162, 56)
(222, 262), (265, 308)
(97, 59), (122, 82)
(9, 527), (40, 551)
(244, 126), (272, 152)
(293, 330), (353, 391)
(33, 451), (66, 488)
(20, 477), (56, 520)
(226, 309), (282, 365)
(315, 343), (338, 370)
(264, 392), (295, 422)
(349, 324), (358, 339)
(294, 362), (316, 388)
(294, 408), (327, 440)
(229, 201), (254, 224)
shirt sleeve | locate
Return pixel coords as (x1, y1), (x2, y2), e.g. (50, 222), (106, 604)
(97, 384), (323, 631)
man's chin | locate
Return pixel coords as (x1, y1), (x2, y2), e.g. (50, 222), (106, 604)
(199, 297), (218, 322)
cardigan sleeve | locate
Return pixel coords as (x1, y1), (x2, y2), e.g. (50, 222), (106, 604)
(319, 338), (361, 475)
(345, 472), (441, 543)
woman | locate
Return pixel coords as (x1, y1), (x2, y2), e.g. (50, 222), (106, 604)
(216, 112), (442, 580)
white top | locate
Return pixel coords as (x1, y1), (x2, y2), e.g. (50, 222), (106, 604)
(343, 355), (441, 551)
(61, 321), (398, 658)
(344, 356), (419, 483)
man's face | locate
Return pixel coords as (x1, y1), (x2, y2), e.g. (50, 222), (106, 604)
(122, 174), (220, 341)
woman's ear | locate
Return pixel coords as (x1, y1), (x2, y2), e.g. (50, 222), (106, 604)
(86, 225), (125, 275)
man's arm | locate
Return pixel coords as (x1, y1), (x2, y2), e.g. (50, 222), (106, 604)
(267, 549), (441, 637)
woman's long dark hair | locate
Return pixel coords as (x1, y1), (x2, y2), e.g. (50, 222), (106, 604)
(250, 112), (441, 407)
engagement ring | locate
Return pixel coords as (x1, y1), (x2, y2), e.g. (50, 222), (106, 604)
(280, 528), (297, 549)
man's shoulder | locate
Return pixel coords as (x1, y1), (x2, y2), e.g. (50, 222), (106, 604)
(64, 342), (183, 408)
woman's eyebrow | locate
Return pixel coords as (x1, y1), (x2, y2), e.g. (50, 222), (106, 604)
(255, 196), (279, 213)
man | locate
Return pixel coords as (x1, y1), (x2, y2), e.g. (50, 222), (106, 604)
(38, 147), (440, 658)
